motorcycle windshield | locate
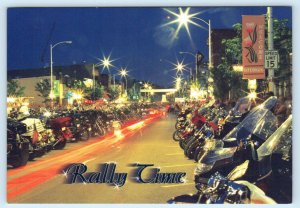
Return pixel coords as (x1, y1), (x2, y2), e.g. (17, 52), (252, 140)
(258, 96), (278, 110)
(257, 115), (292, 161)
(232, 96), (277, 114)
(223, 109), (276, 142)
(250, 111), (278, 141)
(199, 147), (237, 165)
(223, 97), (277, 142)
(233, 97), (251, 114)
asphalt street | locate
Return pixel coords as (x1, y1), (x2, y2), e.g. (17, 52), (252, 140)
(8, 114), (198, 203)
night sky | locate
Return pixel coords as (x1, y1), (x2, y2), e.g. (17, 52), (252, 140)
(7, 7), (292, 87)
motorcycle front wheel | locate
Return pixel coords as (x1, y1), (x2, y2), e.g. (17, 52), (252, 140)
(173, 130), (181, 141)
(53, 139), (67, 150)
(10, 143), (30, 168)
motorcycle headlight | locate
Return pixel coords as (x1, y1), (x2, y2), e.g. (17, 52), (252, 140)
(186, 127), (193, 132)
(43, 111), (51, 117)
(76, 124), (80, 127)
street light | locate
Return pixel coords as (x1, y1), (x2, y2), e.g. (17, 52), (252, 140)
(175, 76), (182, 90)
(179, 51), (197, 80)
(165, 8), (212, 96)
(101, 56), (114, 70)
(50, 40), (72, 99)
(119, 68), (128, 94)
(192, 17), (212, 69)
(166, 8), (211, 69)
(143, 83), (150, 89)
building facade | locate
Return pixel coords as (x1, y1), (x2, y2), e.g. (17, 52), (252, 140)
(8, 64), (112, 105)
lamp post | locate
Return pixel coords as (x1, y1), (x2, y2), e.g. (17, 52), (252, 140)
(119, 68), (128, 95)
(165, 8), (213, 97)
(49, 40), (72, 101)
(191, 18), (212, 69)
(179, 51), (197, 81)
(184, 16), (212, 97)
(164, 8), (212, 70)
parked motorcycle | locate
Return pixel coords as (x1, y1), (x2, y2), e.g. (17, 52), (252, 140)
(7, 120), (30, 167)
(168, 113), (291, 204)
(46, 115), (73, 149)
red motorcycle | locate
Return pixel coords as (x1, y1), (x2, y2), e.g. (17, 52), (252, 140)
(47, 116), (73, 149)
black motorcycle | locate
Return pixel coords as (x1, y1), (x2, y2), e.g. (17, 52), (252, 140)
(168, 114), (292, 204)
(7, 119), (30, 168)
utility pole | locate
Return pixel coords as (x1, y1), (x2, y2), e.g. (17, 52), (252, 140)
(267, 7), (276, 95)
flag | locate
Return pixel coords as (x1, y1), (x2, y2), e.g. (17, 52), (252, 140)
(32, 121), (39, 144)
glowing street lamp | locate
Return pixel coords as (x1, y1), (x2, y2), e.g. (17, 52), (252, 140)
(163, 7), (202, 41)
(49, 91), (55, 99)
(96, 54), (116, 73)
(164, 7), (213, 97)
(167, 59), (188, 75)
(164, 8), (211, 69)
(175, 76), (182, 90)
(120, 68), (128, 77)
(176, 77), (182, 83)
(119, 68), (129, 94)
(248, 91), (257, 100)
(176, 62), (184, 72)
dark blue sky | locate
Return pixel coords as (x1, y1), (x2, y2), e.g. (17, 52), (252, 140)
(7, 7), (292, 86)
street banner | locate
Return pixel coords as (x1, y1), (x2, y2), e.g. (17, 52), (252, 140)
(242, 15), (265, 79)
(53, 80), (60, 96)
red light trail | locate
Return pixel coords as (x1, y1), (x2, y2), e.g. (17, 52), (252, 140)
(7, 112), (164, 201)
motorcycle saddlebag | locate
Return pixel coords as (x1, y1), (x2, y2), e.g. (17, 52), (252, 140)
(7, 119), (27, 135)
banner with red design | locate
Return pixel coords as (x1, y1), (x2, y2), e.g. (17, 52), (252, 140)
(242, 15), (265, 79)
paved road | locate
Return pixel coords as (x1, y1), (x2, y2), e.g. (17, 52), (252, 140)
(8, 114), (198, 204)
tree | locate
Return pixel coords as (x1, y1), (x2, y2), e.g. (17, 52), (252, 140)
(107, 86), (121, 100)
(84, 83), (104, 100)
(7, 79), (25, 97)
(212, 23), (247, 100)
(35, 79), (51, 102)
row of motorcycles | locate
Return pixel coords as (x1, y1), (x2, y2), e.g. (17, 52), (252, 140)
(7, 103), (161, 168)
(169, 96), (292, 204)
